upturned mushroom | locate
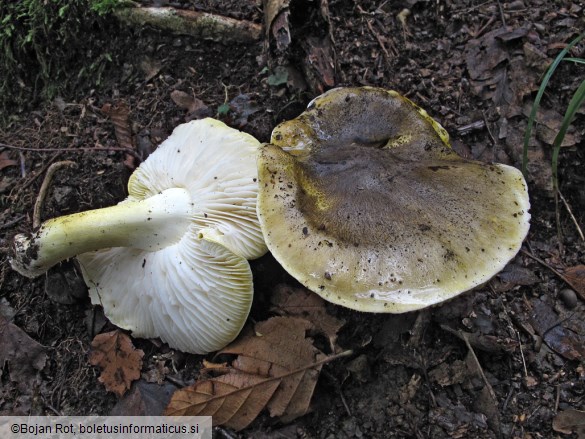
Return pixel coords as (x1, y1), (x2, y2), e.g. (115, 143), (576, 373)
(11, 118), (267, 354)
(257, 87), (530, 313)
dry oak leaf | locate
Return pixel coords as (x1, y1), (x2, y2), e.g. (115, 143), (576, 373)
(89, 330), (144, 397)
(270, 284), (345, 351)
(165, 316), (350, 431)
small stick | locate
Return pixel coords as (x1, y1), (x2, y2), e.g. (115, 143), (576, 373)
(516, 330), (528, 377)
(0, 142), (142, 161)
(482, 110), (497, 160)
(365, 18), (391, 61)
(520, 248), (570, 285)
(338, 388), (352, 417)
(441, 325), (496, 400)
(33, 161), (77, 229)
(502, 383), (515, 412)
(473, 15), (496, 38)
(18, 151), (26, 178)
(496, 0), (506, 27)
(10, 152), (61, 198)
(322, 370), (352, 416)
(555, 191), (564, 254)
(0, 214), (26, 231)
(460, 331), (497, 402)
(557, 188), (585, 241)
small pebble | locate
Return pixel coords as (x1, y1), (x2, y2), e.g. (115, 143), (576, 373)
(559, 288), (578, 309)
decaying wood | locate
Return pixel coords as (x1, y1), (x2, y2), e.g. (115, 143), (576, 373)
(263, 0), (337, 93)
(114, 7), (262, 44)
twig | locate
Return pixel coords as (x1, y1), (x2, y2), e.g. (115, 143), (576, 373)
(322, 370), (352, 416)
(0, 141), (142, 161)
(460, 330), (497, 402)
(356, 4), (396, 60)
(0, 214), (26, 231)
(557, 188), (585, 241)
(481, 110), (497, 160)
(456, 120), (486, 136)
(502, 383), (515, 412)
(338, 387), (352, 417)
(10, 152), (61, 197)
(43, 401), (63, 416)
(417, 351), (437, 408)
(520, 248), (571, 285)
(365, 19), (391, 62)
(440, 325), (497, 400)
(452, 0), (493, 14)
(496, 0), (506, 27)
(516, 330), (528, 377)
(554, 191), (564, 254)
(472, 15), (496, 38)
(165, 375), (188, 388)
(33, 161), (77, 229)
(18, 151), (26, 178)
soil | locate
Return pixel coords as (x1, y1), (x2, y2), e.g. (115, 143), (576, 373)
(1, 0), (585, 438)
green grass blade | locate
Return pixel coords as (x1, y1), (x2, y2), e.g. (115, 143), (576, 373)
(551, 78), (585, 191)
(563, 57), (585, 66)
(521, 32), (585, 176)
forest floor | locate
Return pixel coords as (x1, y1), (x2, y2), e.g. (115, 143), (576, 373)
(1, 1), (584, 438)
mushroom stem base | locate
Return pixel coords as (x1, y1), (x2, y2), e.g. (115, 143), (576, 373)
(11, 187), (193, 278)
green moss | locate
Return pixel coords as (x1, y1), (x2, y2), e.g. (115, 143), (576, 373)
(0, 0), (125, 125)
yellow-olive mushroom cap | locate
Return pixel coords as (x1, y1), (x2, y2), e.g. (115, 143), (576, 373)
(257, 87), (530, 313)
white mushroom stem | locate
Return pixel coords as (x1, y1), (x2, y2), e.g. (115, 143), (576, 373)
(11, 187), (193, 278)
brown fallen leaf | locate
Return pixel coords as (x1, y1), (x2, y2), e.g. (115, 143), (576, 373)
(522, 103), (581, 147)
(553, 408), (585, 437)
(429, 393), (489, 436)
(0, 151), (18, 171)
(229, 94), (261, 128)
(497, 264), (540, 286)
(428, 359), (469, 387)
(270, 284), (345, 351)
(165, 316), (351, 430)
(563, 265), (585, 300)
(529, 299), (585, 361)
(170, 90), (210, 119)
(0, 314), (47, 392)
(139, 57), (162, 82)
(103, 100), (136, 168)
(89, 330), (144, 397)
(110, 380), (177, 416)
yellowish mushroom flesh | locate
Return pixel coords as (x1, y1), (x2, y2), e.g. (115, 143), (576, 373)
(257, 87), (530, 313)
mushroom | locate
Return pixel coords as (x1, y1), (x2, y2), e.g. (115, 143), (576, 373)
(256, 87), (530, 313)
(11, 118), (267, 354)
